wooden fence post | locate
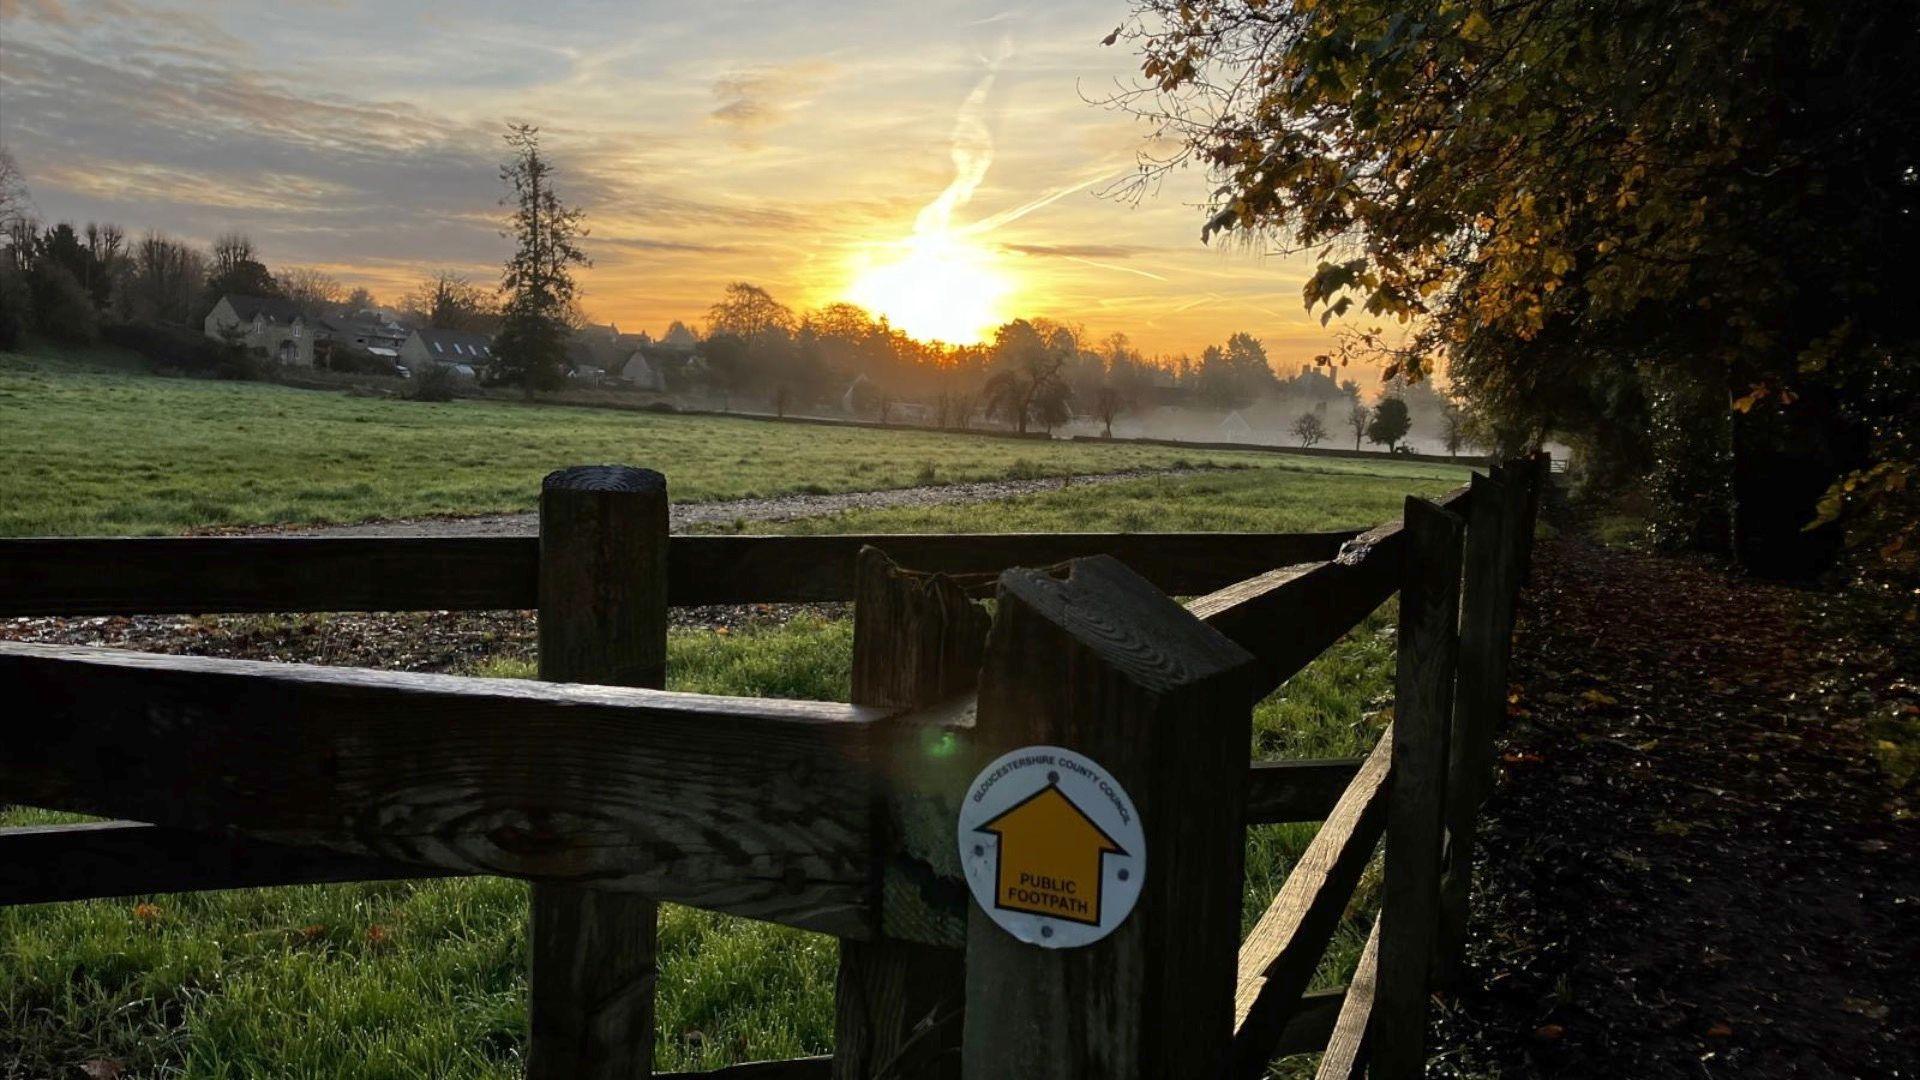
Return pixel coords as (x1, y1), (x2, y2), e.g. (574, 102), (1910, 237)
(1370, 497), (1465, 1079)
(1435, 472), (1520, 980)
(961, 556), (1254, 1079)
(529, 465), (668, 1079)
(834, 548), (987, 1079)
(1515, 452), (1548, 583)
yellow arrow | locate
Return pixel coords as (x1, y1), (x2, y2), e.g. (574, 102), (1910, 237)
(977, 783), (1127, 927)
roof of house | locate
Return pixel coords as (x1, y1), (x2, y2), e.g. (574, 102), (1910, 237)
(221, 294), (305, 325)
(316, 315), (406, 339)
(409, 327), (495, 361)
(566, 332), (626, 371)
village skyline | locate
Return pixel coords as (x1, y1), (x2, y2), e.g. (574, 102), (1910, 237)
(0, 0), (1405, 378)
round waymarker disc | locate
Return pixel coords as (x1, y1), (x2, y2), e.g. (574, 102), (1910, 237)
(957, 744), (1145, 948)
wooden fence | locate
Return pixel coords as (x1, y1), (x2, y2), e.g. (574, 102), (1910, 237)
(0, 454), (1547, 1078)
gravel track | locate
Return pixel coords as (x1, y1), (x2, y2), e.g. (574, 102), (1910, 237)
(257, 466), (1212, 538)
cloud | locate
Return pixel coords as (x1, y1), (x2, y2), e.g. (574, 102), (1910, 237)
(0, 0), (1354, 361)
(1001, 242), (1151, 259)
(593, 235), (741, 256)
(708, 62), (832, 137)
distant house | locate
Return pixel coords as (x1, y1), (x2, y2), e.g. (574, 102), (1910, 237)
(1219, 410), (1254, 441)
(620, 352), (666, 391)
(565, 325), (630, 376)
(204, 294), (313, 366)
(658, 321), (698, 352)
(400, 327), (495, 375)
(315, 311), (408, 362)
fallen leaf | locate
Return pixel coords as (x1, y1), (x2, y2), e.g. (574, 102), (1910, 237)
(1533, 1023), (1566, 1041)
(80, 1062), (125, 1080)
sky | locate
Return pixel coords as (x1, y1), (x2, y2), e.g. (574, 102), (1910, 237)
(0, 0), (1368, 370)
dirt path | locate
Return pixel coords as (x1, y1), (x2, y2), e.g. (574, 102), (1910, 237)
(1432, 533), (1919, 1079)
(260, 467), (1211, 537)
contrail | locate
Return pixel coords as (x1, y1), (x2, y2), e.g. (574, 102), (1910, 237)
(1060, 255), (1168, 282)
(913, 42), (1011, 238)
(959, 165), (1122, 238)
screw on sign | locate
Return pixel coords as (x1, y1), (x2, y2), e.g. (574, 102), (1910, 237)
(958, 745), (1146, 948)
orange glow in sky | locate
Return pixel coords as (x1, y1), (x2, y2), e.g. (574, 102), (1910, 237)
(847, 233), (1012, 344)
(0, 1), (1392, 374)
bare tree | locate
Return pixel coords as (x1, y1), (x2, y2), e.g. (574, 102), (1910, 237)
(404, 271), (493, 330)
(132, 231), (204, 324)
(1441, 402), (1470, 457)
(1347, 401), (1370, 450)
(1093, 383), (1132, 438)
(0, 146), (31, 237)
(210, 232), (255, 278)
(277, 267), (343, 316)
(1292, 411), (1328, 447)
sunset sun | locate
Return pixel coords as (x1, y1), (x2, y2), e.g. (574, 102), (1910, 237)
(846, 232), (1012, 345)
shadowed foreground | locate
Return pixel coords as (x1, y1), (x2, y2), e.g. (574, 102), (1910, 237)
(1434, 534), (1919, 1079)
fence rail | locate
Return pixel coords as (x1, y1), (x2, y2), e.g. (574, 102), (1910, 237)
(0, 530), (1354, 615)
(0, 453), (1547, 1078)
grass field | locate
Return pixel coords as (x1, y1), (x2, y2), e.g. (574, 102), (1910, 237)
(0, 341), (1407, 537)
(1, 345), (1470, 1077)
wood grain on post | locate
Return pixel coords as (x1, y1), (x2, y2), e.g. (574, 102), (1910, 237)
(961, 556), (1255, 1080)
(1369, 496), (1465, 1079)
(1314, 918), (1381, 1080)
(0, 641), (880, 933)
(1436, 472), (1517, 977)
(833, 549), (986, 1079)
(529, 465), (668, 1080)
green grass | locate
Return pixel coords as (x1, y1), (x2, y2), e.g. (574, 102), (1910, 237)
(0, 340), (1435, 537)
(0, 376), (1462, 1075)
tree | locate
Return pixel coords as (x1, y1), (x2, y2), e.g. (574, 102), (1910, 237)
(210, 232), (255, 278)
(277, 267), (342, 316)
(707, 282), (794, 343)
(1093, 384), (1131, 438)
(31, 223), (112, 310)
(27, 260), (97, 343)
(131, 232), (204, 324)
(202, 231), (277, 310)
(82, 222), (125, 309)
(704, 282), (814, 402)
(1367, 397), (1412, 453)
(0, 258), (30, 350)
(404, 271), (493, 331)
(1291, 411), (1327, 448)
(0, 146), (32, 241)
(1441, 403), (1469, 457)
(1195, 331), (1277, 410)
(1346, 402), (1369, 451)
(1116, 0), (1919, 578)
(660, 320), (698, 350)
(983, 319), (1073, 435)
(343, 286), (376, 311)
(490, 124), (589, 393)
